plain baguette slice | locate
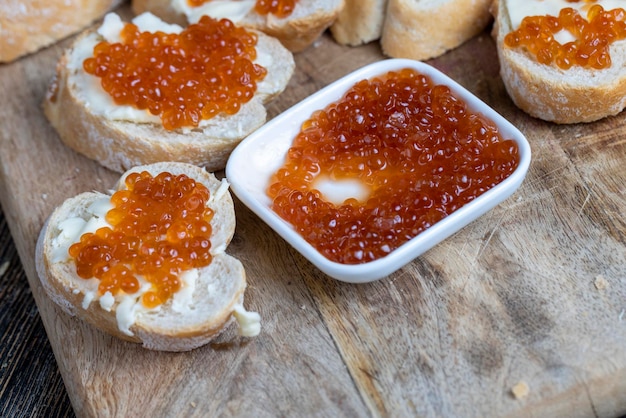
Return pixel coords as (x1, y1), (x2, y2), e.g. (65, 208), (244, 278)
(380, 0), (493, 61)
(330, 0), (387, 46)
(43, 15), (295, 173)
(492, 0), (626, 124)
(131, 0), (345, 52)
(0, 0), (123, 63)
(35, 162), (256, 352)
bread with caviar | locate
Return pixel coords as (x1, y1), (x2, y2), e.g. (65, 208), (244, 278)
(131, 0), (345, 52)
(491, 0), (626, 123)
(43, 12), (295, 173)
(380, 0), (493, 61)
(0, 0), (123, 63)
(330, 0), (387, 46)
(35, 162), (261, 352)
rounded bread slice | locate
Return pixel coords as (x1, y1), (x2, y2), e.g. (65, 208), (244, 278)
(131, 0), (346, 52)
(492, 0), (626, 124)
(380, 0), (493, 61)
(35, 162), (257, 352)
(43, 13), (295, 173)
(0, 0), (123, 63)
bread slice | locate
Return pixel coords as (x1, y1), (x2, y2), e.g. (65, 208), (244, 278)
(330, 0), (387, 46)
(492, 0), (626, 124)
(35, 162), (260, 352)
(0, 0), (123, 63)
(43, 12), (295, 173)
(131, 0), (345, 52)
(380, 0), (493, 61)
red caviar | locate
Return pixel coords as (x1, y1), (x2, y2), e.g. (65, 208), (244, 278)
(68, 171), (214, 308)
(83, 16), (267, 130)
(267, 69), (520, 264)
(504, 5), (626, 69)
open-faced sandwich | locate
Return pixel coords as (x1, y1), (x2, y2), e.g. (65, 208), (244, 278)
(36, 162), (260, 352)
(131, 0), (345, 52)
(492, 0), (626, 123)
(44, 12), (295, 173)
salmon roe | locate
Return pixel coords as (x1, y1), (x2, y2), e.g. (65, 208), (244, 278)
(187, 0), (298, 18)
(83, 16), (267, 130)
(504, 5), (626, 69)
(267, 69), (520, 264)
(68, 171), (215, 308)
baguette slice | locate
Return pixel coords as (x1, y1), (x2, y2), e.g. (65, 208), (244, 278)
(330, 0), (387, 46)
(36, 162), (260, 352)
(492, 0), (626, 124)
(0, 0), (123, 63)
(43, 13), (295, 174)
(131, 0), (345, 52)
(380, 0), (493, 61)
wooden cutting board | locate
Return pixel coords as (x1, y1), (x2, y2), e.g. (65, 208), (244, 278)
(1, 5), (625, 417)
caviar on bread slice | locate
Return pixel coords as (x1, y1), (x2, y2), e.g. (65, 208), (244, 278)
(131, 0), (345, 52)
(43, 12), (295, 173)
(36, 162), (260, 352)
(492, 0), (626, 123)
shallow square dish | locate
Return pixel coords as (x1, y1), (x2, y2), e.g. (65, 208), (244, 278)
(226, 59), (531, 283)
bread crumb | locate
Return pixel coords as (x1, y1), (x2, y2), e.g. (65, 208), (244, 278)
(511, 381), (529, 399)
(594, 275), (608, 290)
(0, 261), (9, 277)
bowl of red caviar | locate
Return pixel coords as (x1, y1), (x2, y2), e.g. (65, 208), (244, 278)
(226, 59), (531, 283)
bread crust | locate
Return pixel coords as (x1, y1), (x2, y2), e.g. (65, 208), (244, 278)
(492, 0), (626, 123)
(35, 162), (252, 352)
(380, 0), (493, 61)
(330, 0), (387, 46)
(43, 20), (294, 173)
(0, 0), (123, 63)
(131, 0), (345, 52)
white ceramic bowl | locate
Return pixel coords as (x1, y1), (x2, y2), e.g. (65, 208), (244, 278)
(226, 59), (531, 283)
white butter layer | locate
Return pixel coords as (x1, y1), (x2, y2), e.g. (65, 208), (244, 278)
(70, 11), (271, 130)
(171, 0), (255, 24)
(233, 304), (261, 337)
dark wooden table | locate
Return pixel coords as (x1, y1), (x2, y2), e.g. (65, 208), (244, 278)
(0, 206), (74, 417)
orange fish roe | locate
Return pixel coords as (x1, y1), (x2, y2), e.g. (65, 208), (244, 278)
(68, 171), (215, 308)
(504, 5), (626, 69)
(267, 68), (519, 264)
(187, 0), (298, 18)
(83, 16), (267, 130)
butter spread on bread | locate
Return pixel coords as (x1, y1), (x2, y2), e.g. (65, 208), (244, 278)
(36, 162), (260, 351)
(43, 12), (294, 172)
(492, 0), (626, 123)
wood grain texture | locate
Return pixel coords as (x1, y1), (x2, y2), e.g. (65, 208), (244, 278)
(0, 4), (625, 417)
(0, 208), (74, 417)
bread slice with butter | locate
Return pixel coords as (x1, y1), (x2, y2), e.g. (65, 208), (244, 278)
(131, 0), (345, 52)
(492, 0), (626, 123)
(35, 162), (260, 352)
(43, 12), (295, 173)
